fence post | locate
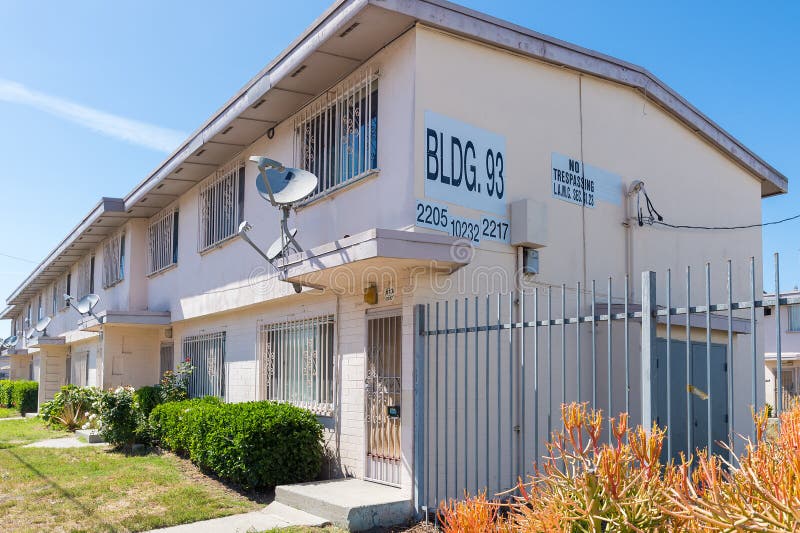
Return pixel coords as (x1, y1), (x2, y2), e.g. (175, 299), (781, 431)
(413, 304), (426, 517)
(641, 271), (657, 431)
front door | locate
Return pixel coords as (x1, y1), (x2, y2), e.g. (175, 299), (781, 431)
(365, 313), (402, 486)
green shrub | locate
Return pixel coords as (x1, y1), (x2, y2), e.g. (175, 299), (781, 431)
(135, 385), (163, 418)
(40, 385), (102, 430)
(160, 361), (194, 403)
(150, 399), (323, 489)
(97, 386), (139, 449)
(11, 381), (38, 414)
(0, 380), (13, 407)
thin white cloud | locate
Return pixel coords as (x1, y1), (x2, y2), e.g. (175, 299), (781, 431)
(0, 79), (187, 153)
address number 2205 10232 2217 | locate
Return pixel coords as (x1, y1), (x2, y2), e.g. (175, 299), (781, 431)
(415, 200), (510, 244)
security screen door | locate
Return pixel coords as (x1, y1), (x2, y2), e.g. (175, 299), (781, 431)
(365, 313), (402, 486)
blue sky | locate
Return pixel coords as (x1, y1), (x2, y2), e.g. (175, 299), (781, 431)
(1, 0), (798, 335)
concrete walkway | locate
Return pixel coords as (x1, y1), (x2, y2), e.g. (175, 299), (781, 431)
(24, 436), (107, 448)
(0, 416), (24, 421)
(146, 502), (328, 532)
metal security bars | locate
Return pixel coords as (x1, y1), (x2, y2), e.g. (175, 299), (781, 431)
(258, 315), (334, 415)
(198, 161), (245, 252)
(184, 332), (226, 399)
(413, 255), (796, 515)
(293, 66), (378, 199)
(147, 207), (179, 275)
(102, 232), (125, 288)
(76, 256), (93, 298)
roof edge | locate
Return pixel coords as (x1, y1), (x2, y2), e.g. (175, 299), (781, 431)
(383, 0), (787, 195)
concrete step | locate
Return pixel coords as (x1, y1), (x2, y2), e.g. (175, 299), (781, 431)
(24, 412), (38, 419)
(275, 478), (412, 532)
(263, 501), (329, 526)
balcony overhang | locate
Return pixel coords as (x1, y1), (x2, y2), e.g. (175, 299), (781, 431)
(79, 310), (172, 332)
(1, 348), (28, 357)
(27, 336), (66, 348)
(282, 228), (471, 291)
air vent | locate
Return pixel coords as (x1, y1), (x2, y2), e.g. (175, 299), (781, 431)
(339, 22), (360, 38)
(164, 327), (173, 339)
(174, 167), (184, 174)
(156, 183), (164, 190)
(195, 148), (206, 156)
(290, 65), (307, 78)
(221, 126), (234, 134)
(251, 99), (266, 109)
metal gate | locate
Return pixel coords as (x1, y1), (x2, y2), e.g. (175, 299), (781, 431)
(160, 343), (174, 377)
(184, 331), (226, 399)
(413, 255), (800, 514)
(365, 313), (402, 486)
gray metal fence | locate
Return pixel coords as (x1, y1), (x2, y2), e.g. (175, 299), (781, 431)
(413, 254), (799, 514)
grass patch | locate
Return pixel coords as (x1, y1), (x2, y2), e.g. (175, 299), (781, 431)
(0, 447), (261, 532)
(0, 406), (21, 418)
(0, 418), (69, 449)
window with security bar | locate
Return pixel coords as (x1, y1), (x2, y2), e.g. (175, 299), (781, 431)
(76, 256), (93, 298)
(103, 232), (125, 288)
(294, 67), (378, 199)
(183, 331), (226, 399)
(148, 208), (179, 275)
(198, 162), (245, 252)
(789, 304), (800, 332)
(259, 315), (335, 415)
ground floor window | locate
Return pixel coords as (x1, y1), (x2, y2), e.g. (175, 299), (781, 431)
(183, 332), (225, 399)
(258, 315), (334, 415)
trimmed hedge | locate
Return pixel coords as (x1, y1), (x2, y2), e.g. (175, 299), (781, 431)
(0, 380), (38, 414)
(150, 398), (323, 489)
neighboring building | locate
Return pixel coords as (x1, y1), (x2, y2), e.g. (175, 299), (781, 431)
(0, 0), (786, 502)
(763, 291), (800, 411)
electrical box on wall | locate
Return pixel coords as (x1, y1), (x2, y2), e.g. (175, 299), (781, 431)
(522, 248), (540, 275)
(510, 199), (548, 248)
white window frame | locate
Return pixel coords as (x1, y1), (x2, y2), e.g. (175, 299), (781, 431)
(198, 161), (245, 252)
(103, 231), (125, 288)
(293, 66), (379, 201)
(183, 331), (226, 399)
(789, 304), (800, 332)
(57, 274), (70, 311)
(76, 256), (93, 298)
(258, 314), (335, 415)
(147, 206), (179, 275)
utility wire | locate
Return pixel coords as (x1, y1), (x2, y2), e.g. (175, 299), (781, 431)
(0, 252), (36, 263)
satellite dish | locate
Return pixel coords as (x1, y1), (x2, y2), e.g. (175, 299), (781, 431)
(76, 294), (100, 315)
(26, 316), (51, 339)
(256, 167), (318, 206)
(2, 335), (17, 348)
(266, 228), (298, 260)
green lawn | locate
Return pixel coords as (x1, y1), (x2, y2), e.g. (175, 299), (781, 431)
(0, 406), (21, 418)
(0, 418), (70, 449)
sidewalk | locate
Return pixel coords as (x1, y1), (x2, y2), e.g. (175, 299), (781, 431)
(145, 502), (328, 532)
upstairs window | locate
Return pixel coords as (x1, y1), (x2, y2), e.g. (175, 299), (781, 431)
(76, 256), (94, 298)
(57, 273), (71, 310)
(294, 67), (378, 199)
(258, 315), (335, 415)
(789, 305), (800, 332)
(51, 284), (57, 315)
(148, 207), (179, 275)
(37, 295), (43, 321)
(103, 232), (125, 288)
(198, 161), (244, 252)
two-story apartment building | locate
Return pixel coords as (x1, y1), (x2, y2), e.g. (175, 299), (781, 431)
(1, 0), (787, 503)
(763, 292), (800, 410)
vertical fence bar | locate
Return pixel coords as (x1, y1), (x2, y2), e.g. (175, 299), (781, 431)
(496, 293), (502, 493)
(576, 282), (581, 403)
(425, 304), (431, 512)
(706, 263), (712, 452)
(533, 287), (540, 466)
(726, 260), (734, 440)
(607, 277), (613, 443)
(413, 305), (425, 515)
(547, 287), (553, 438)
(641, 271), (656, 431)
(473, 296), (479, 495)
(485, 295), (490, 491)
(625, 275), (630, 415)
(561, 284), (566, 426)
(444, 301), (450, 498)
(509, 291), (515, 485)
(463, 297), (468, 494)
(775, 253), (782, 417)
(592, 280), (597, 407)
(686, 266), (692, 454)
(750, 257), (757, 436)
(453, 299), (458, 495)
(666, 269), (672, 459)
(434, 302), (440, 506)
(520, 290), (526, 478)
